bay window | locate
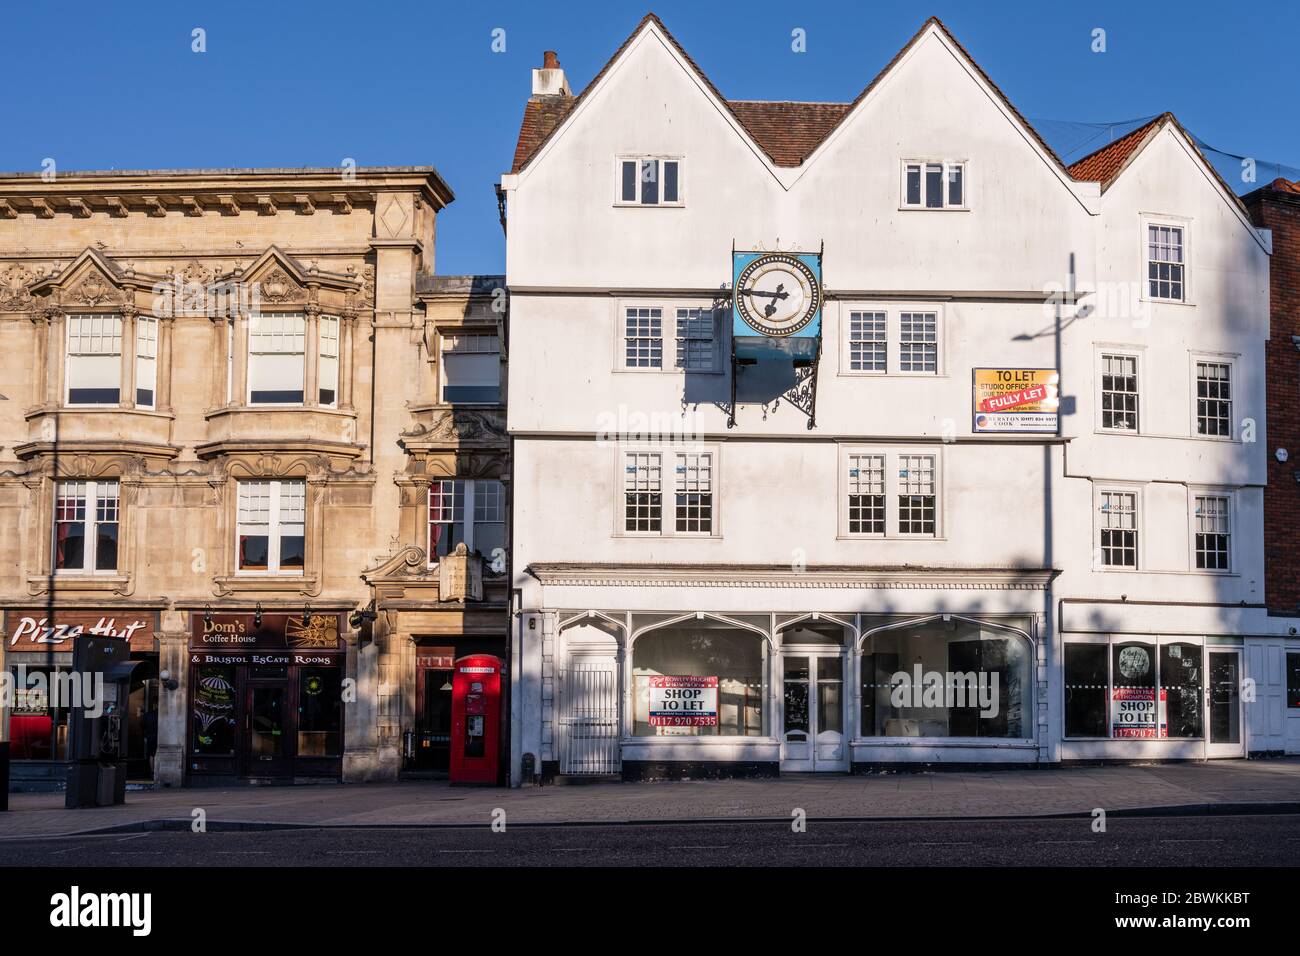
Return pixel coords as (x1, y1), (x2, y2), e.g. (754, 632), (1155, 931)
(440, 332), (500, 403)
(428, 479), (507, 568)
(53, 479), (119, 573)
(236, 479), (305, 573)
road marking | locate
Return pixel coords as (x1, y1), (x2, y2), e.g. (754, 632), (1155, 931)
(668, 845), (730, 850)
(436, 849), (494, 854)
(915, 841), (973, 846)
(1036, 840), (1091, 845)
(1160, 839), (1223, 844)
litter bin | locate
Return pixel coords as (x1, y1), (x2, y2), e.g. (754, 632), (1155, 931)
(1, 741), (9, 811)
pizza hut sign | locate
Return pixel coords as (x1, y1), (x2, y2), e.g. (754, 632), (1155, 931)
(648, 675), (718, 727)
(6, 610), (156, 652)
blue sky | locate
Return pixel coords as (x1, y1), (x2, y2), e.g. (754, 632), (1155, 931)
(3, 1), (1296, 275)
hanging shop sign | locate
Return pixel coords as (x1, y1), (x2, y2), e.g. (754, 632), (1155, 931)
(732, 250), (823, 362)
(5, 609), (157, 653)
(972, 368), (1059, 433)
(190, 612), (342, 655)
(648, 675), (718, 727)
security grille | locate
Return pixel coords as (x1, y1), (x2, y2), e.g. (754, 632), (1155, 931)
(559, 660), (621, 776)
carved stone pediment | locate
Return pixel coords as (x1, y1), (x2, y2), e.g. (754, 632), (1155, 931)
(402, 408), (507, 445)
(360, 545), (429, 583)
(66, 268), (122, 306)
(0, 263), (41, 312)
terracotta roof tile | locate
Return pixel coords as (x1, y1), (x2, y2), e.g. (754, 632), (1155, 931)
(727, 102), (852, 167)
(1067, 115), (1166, 184)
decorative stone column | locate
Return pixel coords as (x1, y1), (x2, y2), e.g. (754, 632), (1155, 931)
(119, 307), (137, 409)
(44, 310), (65, 407)
(304, 304), (321, 407)
(154, 613), (190, 788)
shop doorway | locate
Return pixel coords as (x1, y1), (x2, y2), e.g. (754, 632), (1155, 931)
(243, 679), (292, 779)
(781, 653), (847, 771)
(415, 668), (454, 772)
(1206, 648), (1245, 758)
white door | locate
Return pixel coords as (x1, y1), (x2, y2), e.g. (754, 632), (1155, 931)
(781, 654), (847, 772)
(1205, 648), (1246, 758)
(559, 658), (621, 775)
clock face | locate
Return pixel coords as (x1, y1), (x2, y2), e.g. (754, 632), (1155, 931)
(734, 253), (821, 336)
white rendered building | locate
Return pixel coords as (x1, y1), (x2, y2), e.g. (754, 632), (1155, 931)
(501, 15), (1282, 782)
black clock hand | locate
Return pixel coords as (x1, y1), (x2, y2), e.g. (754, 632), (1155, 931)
(742, 287), (790, 301)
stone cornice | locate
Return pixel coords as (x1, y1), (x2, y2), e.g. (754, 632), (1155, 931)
(527, 563), (1059, 590)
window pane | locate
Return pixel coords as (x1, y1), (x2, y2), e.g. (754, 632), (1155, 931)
(298, 668), (342, 757)
(1099, 491), (1138, 567)
(924, 164), (943, 207)
(192, 665), (236, 755)
(1161, 643), (1203, 738)
(624, 308), (663, 369)
(663, 160), (679, 203)
(640, 159), (659, 205)
(633, 622), (764, 736)
(1112, 641), (1157, 738)
(239, 535), (270, 570)
(67, 314), (123, 405)
(1101, 353), (1139, 431)
(319, 315), (339, 407)
(947, 164), (963, 206)
(905, 164), (921, 205)
(621, 160), (637, 202)
(899, 312), (938, 373)
(849, 311), (886, 372)
(54, 481), (87, 571)
(442, 333), (500, 404)
(862, 620), (1030, 738)
(624, 452), (662, 532)
(248, 312), (305, 404)
(675, 308), (716, 371)
(1064, 644), (1108, 737)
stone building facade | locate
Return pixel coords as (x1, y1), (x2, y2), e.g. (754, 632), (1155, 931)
(0, 166), (509, 787)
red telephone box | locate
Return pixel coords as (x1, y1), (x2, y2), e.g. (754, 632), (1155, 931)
(449, 654), (503, 785)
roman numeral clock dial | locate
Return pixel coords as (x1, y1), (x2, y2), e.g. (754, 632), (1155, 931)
(734, 253), (821, 336)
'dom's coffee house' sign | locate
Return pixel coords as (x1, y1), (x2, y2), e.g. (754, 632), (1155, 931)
(190, 612), (343, 664)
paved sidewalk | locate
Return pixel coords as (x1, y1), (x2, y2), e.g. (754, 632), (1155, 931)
(2, 759), (1299, 838)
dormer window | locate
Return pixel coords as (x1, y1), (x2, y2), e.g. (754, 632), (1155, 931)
(902, 161), (965, 209)
(617, 156), (682, 206)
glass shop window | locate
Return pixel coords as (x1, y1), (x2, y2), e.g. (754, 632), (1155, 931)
(297, 667), (342, 757)
(6, 667), (70, 760)
(1063, 639), (1204, 739)
(632, 621), (765, 737)
(191, 664), (237, 756)
(860, 620), (1031, 738)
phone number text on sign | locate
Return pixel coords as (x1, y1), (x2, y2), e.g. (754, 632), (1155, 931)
(648, 675), (718, 726)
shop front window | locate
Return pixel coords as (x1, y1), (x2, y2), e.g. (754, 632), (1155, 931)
(1063, 639), (1204, 739)
(192, 664), (237, 755)
(860, 619), (1031, 738)
(632, 620), (765, 737)
(297, 667), (342, 757)
(7, 667), (70, 760)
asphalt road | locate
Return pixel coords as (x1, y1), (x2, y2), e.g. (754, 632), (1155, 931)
(2, 813), (1298, 866)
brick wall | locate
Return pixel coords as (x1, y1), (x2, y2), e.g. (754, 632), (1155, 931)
(1246, 185), (1300, 614)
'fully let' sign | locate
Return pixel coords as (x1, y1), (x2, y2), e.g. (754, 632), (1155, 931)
(648, 675), (718, 726)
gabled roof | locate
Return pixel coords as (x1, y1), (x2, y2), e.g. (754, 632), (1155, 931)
(1067, 114), (1167, 186)
(509, 13), (1070, 176)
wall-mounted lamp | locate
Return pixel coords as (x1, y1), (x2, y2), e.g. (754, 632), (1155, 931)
(254, 602), (263, 628)
(159, 668), (179, 691)
(1291, 334), (1300, 351)
(203, 604), (213, 626)
(302, 603), (313, 626)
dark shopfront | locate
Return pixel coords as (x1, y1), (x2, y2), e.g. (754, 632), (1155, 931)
(3, 608), (160, 789)
(188, 612), (344, 784)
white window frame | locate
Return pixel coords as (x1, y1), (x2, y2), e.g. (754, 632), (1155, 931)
(318, 314), (340, 409)
(615, 300), (723, 373)
(135, 315), (159, 409)
(614, 155), (684, 207)
(426, 479), (506, 567)
(246, 311), (306, 406)
(838, 305), (944, 376)
(839, 447), (943, 539)
(235, 479), (306, 576)
(1095, 347), (1144, 434)
(1093, 483), (1143, 571)
(900, 160), (968, 210)
(1189, 352), (1236, 441)
(65, 313), (123, 407)
(52, 479), (120, 575)
(1187, 488), (1234, 574)
(615, 444), (721, 537)
(1140, 214), (1192, 305)
(438, 329), (501, 405)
